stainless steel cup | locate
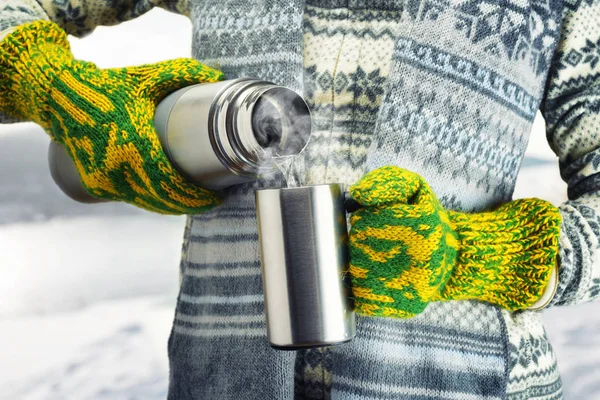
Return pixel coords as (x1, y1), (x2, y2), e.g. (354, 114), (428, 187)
(255, 184), (356, 349)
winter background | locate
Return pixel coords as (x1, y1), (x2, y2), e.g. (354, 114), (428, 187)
(0, 9), (598, 400)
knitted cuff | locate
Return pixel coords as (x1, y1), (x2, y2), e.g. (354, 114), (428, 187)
(434, 198), (562, 310)
(0, 20), (73, 122)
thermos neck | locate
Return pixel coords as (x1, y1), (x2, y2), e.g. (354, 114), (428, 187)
(209, 79), (311, 177)
(208, 79), (269, 176)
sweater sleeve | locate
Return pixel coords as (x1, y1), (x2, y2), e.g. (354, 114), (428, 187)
(0, 0), (190, 37)
(541, 0), (600, 307)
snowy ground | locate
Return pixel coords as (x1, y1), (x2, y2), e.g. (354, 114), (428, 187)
(0, 9), (598, 400)
(0, 123), (185, 399)
(0, 297), (174, 400)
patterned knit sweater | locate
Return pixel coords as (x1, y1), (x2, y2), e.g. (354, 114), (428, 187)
(2, 1), (600, 399)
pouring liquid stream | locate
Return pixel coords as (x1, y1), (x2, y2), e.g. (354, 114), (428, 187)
(272, 156), (303, 188)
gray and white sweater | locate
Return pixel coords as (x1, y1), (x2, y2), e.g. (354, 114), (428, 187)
(1, 0), (600, 399)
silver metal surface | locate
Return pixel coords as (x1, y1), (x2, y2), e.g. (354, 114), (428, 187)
(47, 78), (312, 199)
(256, 184), (356, 349)
(47, 141), (107, 204)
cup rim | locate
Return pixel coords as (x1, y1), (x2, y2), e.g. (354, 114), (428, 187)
(255, 183), (344, 193)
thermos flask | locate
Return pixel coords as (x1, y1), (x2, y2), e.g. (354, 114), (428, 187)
(256, 184), (356, 349)
(47, 78), (312, 201)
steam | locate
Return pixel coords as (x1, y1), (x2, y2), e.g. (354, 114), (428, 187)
(251, 88), (312, 187)
(253, 97), (283, 149)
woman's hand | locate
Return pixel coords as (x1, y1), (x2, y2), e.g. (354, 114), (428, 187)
(348, 166), (562, 318)
(0, 20), (223, 214)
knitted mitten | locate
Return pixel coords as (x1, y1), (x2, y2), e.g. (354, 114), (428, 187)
(348, 166), (561, 318)
(0, 20), (223, 214)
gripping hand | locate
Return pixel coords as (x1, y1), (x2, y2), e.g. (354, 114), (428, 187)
(348, 166), (561, 318)
(0, 21), (223, 214)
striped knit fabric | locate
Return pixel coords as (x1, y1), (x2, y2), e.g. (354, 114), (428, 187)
(2, 0), (600, 399)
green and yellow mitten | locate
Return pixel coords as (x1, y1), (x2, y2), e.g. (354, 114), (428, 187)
(0, 20), (224, 214)
(348, 166), (561, 318)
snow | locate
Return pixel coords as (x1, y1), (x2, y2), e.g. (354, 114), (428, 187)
(0, 297), (174, 400)
(0, 216), (183, 316)
(0, 7), (598, 400)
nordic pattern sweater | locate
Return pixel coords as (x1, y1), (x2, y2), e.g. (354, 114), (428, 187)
(1, 1), (599, 399)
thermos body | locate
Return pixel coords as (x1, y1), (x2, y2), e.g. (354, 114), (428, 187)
(256, 184), (356, 349)
(153, 79), (251, 190)
(48, 142), (104, 204)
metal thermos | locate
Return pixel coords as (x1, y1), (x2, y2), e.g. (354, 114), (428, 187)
(48, 78), (312, 201)
(256, 184), (356, 349)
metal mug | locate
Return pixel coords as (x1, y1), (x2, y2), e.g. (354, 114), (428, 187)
(255, 183), (356, 349)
